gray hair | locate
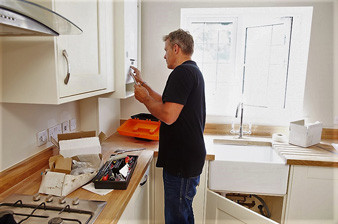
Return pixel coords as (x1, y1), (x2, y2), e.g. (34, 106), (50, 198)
(163, 29), (194, 55)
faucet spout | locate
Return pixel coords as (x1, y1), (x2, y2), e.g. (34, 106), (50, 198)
(231, 102), (251, 138)
(238, 102), (244, 138)
(235, 103), (240, 118)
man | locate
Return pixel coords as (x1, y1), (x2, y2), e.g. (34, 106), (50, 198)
(132, 29), (206, 224)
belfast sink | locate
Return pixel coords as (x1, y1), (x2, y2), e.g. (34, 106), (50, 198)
(208, 138), (289, 195)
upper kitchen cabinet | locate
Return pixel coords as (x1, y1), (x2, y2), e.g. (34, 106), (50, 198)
(0, 0), (114, 104)
(111, 0), (141, 99)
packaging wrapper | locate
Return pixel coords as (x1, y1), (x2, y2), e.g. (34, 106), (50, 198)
(39, 154), (103, 196)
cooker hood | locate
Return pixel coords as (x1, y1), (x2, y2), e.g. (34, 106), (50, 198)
(0, 0), (82, 36)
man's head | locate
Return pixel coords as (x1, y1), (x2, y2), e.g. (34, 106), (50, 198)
(163, 29), (194, 69)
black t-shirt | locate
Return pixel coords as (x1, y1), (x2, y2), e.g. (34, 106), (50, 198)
(156, 60), (206, 178)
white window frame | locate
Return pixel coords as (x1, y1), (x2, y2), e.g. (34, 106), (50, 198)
(181, 7), (313, 126)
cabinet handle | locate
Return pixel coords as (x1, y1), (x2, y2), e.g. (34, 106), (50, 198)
(140, 174), (148, 186)
(63, 50), (71, 85)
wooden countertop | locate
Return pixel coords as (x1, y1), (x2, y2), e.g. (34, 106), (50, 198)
(0, 132), (214, 223)
(0, 133), (157, 224)
(273, 142), (338, 167)
(204, 134), (338, 168)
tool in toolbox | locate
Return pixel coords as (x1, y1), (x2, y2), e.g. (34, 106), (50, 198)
(113, 147), (146, 154)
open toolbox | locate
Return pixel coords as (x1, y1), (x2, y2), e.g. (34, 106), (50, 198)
(117, 113), (160, 140)
(93, 155), (138, 190)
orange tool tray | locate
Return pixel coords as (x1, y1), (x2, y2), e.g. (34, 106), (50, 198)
(117, 118), (160, 140)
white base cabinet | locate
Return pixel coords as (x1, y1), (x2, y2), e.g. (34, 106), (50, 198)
(120, 160), (338, 224)
(118, 166), (150, 224)
(285, 165), (338, 224)
(205, 164), (338, 224)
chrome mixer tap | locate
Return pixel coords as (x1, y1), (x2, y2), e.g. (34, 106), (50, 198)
(230, 102), (252, 138)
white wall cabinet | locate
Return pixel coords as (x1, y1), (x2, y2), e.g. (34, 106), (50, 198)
(112, 0), (141, 99)
(285, 165), (338, 224)
(1, 0), (113, 104)
(118, 166), (150, 224)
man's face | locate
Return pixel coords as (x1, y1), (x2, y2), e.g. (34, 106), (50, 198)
(164, 40), (175, 69)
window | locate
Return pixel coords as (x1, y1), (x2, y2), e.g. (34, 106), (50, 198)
(243, 18), (292, 109)
(188, 19), (239, 117)
(181, 7), (313, 126)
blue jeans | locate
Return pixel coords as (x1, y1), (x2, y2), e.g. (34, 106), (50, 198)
(163, 169), (200, 224)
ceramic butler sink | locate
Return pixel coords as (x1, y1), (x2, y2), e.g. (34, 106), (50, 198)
(209, 138), (289, 195)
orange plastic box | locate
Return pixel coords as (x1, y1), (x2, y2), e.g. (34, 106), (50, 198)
(117, 118), (160, 140)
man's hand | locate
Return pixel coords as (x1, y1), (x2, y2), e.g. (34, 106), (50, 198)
(134, 84), (149, 103)
(130, 66), (144, 84)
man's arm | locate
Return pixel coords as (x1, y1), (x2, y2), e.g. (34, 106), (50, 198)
(134, 84), (183, 125)
(140, 82), (162, 103)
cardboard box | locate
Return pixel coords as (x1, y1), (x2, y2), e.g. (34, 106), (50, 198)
(38, 131), (106, 196)
(53, 131), (106, 158)
(289, 120), (323, 147)
(49, 155), (72, 174)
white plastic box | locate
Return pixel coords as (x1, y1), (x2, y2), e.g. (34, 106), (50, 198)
(289, 120), (323, 147)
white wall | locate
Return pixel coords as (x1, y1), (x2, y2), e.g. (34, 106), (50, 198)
(334, 1), (338, 126)
(0, 96), (120, 172)
(79, 97), (121, 138)
(121, 0), (336, 128)
(0, 102), (80, 171)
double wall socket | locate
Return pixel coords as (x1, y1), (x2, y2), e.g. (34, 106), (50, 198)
(48, 124), (62, 142)
(36, 118), (77, 146)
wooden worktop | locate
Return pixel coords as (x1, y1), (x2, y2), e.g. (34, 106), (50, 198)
(205, 134), (338, 168)
(0, 132), (214, 223)
(273, 142), (338, 167)
(0, 133), (158, 223)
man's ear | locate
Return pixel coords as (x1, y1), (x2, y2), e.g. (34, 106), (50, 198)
(173, 44), (179, 54)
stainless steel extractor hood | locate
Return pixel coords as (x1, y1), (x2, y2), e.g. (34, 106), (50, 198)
(0, 0), (82, 36)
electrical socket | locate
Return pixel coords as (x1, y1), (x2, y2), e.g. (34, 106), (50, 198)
(62, 121), (70, 133)
(37, 130), (48, 146)
(48, 124), (62, 142)
(334, 116), (338, 125)
(70, 118), (77, 132)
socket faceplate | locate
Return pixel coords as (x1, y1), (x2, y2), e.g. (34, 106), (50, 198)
(70, 118), (77, 132)
(334, 116), (338, 125)
(62, 121), (70, 133)
(48, 124), (62, 142)
(37, 130), (47, 146)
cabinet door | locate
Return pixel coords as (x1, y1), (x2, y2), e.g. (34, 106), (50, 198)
(118, 166), (150, 224)
(206, 190), (278, 224)
(55, 0), (107, 98)
(285, 166), (338, 224)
